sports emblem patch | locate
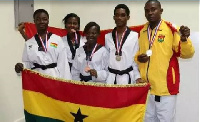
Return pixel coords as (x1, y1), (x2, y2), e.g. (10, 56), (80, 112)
(50, 42), (58, 48)
(158, 34), (165, 43)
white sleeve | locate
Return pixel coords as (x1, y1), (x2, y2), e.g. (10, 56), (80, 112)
(63, 37), (73, 63)
(71, 53), (81, 81)
(57, 40), (72, 80)
(92, 49), (109, 83)
(22, 43), (32, 69)
(16, 43), (31, 76)
(66, 45), (73, 63)
(104, 34), (109, 51)
(132, 39), (141, 81)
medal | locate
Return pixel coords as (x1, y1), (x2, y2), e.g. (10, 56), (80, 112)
(84, 66), (91, 73)
(146, 49), (152, 56)
(116, 55), (121, 61)
(115, 28), (127, 62)
(146, 20), (162, 57)
(147, 20), (162, 47)
(85, 44), (98, 72)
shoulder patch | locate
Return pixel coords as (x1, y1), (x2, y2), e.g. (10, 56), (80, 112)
(50, 42), (58, 48)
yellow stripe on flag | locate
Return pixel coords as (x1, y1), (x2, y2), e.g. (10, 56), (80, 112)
(23, 90), (146, 122)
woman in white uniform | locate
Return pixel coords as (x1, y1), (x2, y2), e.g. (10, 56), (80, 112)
(17, 13), (86, 72)
(15, 9), (71, 80)
(62, 13), (86, 70)
(71, 22), (109, 83)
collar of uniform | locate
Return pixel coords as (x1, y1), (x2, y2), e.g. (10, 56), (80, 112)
(142, 19), (164, 33)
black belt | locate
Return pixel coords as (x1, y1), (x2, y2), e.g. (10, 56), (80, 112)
(108, 66), (133, 84)
(80, 73), (92, 82)
(155, 95), (161, 102)
(31, 63), (57, 70)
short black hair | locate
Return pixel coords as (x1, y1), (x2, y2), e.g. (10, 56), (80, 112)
(114, 4), (130, 16)
(33, 9), (49, 19)
(146, 0), (161, 8)
(83, 22), (100, 34)
(62, 13), (80, 29)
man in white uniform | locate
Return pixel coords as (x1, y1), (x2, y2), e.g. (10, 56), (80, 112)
(71, 22), (109, 83)
(105, 4), (141, 84)
(15, 9), (71, 80)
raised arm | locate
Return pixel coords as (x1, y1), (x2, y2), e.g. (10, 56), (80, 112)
(18, 22), (28, 41)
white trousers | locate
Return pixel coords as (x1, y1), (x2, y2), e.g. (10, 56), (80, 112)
(144, 94), (177, 122)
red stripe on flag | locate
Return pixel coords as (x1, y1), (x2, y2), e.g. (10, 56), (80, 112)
(25, 23), (67, 39)
(25, 23), (143, 46)
(22, 70), (149, 108)
(129, 25), (144, 33)
(24, 23), (108, 46)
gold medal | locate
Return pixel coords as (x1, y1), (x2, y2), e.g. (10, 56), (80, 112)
(116, 55), (121, 61)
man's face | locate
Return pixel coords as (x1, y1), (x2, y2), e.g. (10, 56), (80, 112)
(113, 8), (130, 27)
(144, 1), (163, 23)
(34, 12), (49, 31)
(65, 17), (80, 33)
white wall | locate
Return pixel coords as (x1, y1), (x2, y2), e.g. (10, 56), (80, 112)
(49, 1), (199, 31)
(0, 1), (198, 122)
(176, 32), (199, 122)
(0, 1), (25, 122)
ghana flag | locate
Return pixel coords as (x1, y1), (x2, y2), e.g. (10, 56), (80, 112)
(22, 69), (149, 122)
(24, 23), (143, 46)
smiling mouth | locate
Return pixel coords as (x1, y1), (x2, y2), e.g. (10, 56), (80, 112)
(88, 38), (94, 40)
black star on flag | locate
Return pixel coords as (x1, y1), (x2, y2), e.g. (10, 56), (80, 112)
(70, 108), (88, 122)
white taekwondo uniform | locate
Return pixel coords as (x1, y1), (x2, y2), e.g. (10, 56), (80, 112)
(62, 32), (86, 70)
(71, 44), (109, 83)
(105, 27), (140, 85)
(22, 33), (71, 80)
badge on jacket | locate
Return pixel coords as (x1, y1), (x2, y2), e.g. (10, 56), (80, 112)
(50, 42), (58, 48)
(28, 45), (32, 49)
(158, 34), (165, 43)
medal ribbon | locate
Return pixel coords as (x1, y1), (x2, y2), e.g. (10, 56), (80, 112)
(86, 43), (98, 68)
(38, 31), (48, 52)
(115, 28), (127, 55)
(89, 43), (98, 60)
(72, 32), (78, 44)
(147, 20), (162, 47)
(75, 32), (78, 44)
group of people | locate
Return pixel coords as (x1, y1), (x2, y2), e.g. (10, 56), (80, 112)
(15, 0), (195, 122)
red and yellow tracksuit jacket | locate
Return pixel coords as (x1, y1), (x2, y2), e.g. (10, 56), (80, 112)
(135, 20), (195, 96)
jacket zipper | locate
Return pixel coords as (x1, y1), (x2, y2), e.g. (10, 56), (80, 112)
(146, 45), (151, 82)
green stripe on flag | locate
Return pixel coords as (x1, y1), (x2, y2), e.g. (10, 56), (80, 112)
(24, 110), (64, 122)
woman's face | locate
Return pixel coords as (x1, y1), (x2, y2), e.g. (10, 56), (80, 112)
(85, 26), (99, 43)
(65, 17), (79, 33)
(34, 12), (49, 32)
